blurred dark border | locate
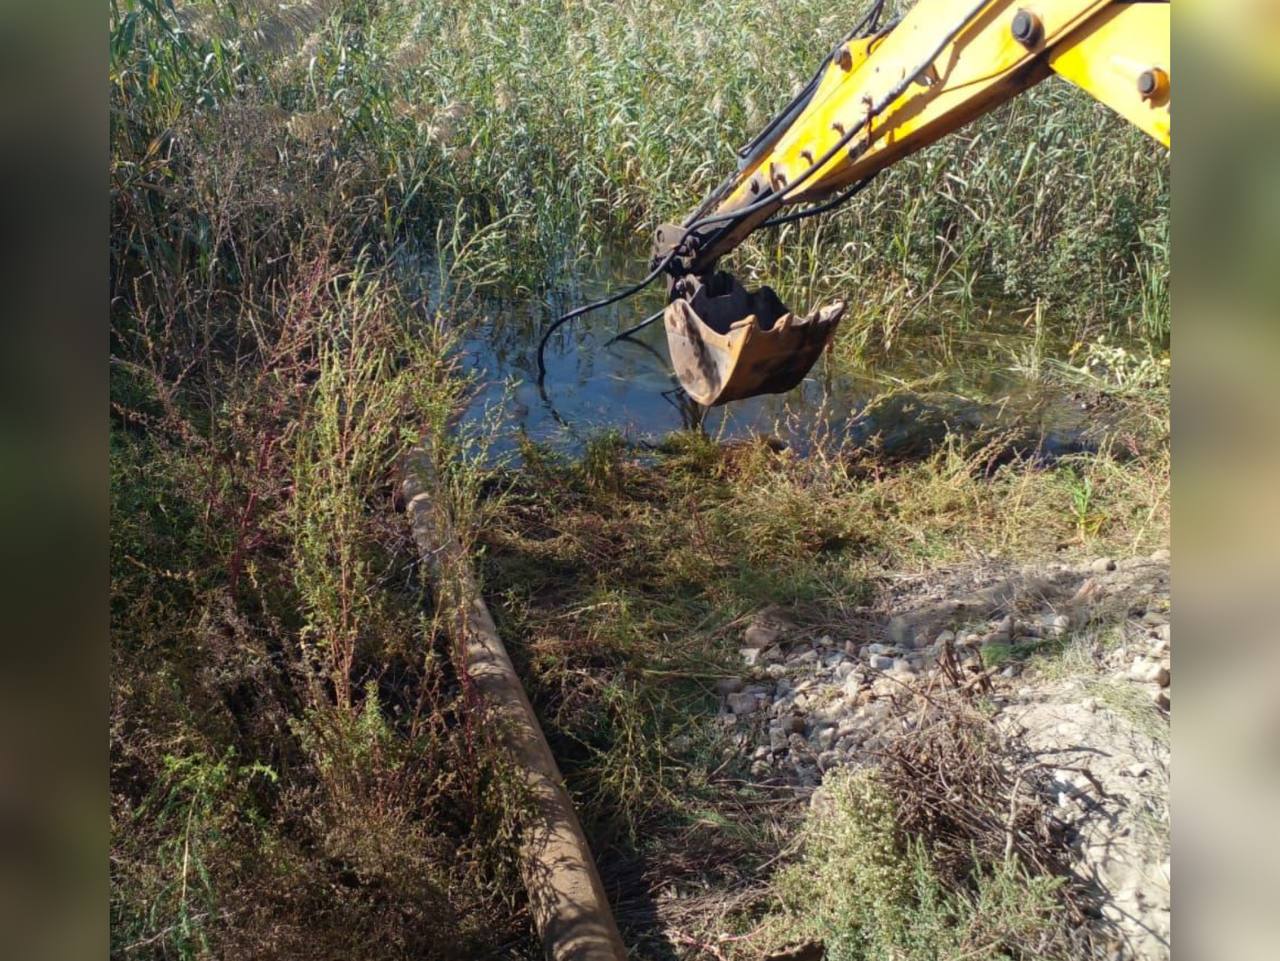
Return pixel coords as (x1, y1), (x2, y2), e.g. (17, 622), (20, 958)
(0, 0), (106, 958)
(1174, 4), (1280, 961)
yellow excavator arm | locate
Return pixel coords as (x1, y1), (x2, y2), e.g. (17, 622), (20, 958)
(657, 0), (1170, 406)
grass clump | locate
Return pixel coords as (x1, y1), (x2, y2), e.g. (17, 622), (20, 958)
(110, 257), (529, 958)
(772, 770), (1073, 961)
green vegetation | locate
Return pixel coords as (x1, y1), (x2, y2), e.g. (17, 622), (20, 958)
(771, 771), (1072, 961)
(482, 423), (1167, 838)
(110, 2), (528, 955)
(111, 0), (1169, 957)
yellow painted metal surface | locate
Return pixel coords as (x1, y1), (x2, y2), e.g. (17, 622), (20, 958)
(1048, 2), (1171, 145)
(694, 1), (1170, 268)
(668, 1), (1172, 406)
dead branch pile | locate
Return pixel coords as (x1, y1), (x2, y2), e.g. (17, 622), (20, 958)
(870, 643), (1104, 927)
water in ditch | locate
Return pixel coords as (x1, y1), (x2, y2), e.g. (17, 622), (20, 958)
(453, 240), (1134, 461)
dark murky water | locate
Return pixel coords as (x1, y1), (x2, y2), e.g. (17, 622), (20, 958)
(455, 244), (1114, 460)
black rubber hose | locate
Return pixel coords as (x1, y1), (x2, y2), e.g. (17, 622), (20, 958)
(759, 175), (875, 228)
(604, 307), (666, 346)
(536, 252), (676, 381)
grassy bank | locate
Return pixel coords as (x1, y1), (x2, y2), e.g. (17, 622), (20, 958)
(477, 424), (1167, 955)
(110, 0), (1169, 957)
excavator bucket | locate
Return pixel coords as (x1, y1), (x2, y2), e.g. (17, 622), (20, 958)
(662, 272), (844, 407)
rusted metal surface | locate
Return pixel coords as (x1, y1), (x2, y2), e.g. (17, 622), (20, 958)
(662, 272), (844, 406)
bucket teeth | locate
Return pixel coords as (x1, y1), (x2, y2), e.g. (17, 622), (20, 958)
(662, 271), (843, 407)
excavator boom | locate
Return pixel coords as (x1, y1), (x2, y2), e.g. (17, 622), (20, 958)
(658, 0), (1170, 406)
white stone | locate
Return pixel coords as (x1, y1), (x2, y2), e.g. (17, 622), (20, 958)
(727, 692), (759, 714)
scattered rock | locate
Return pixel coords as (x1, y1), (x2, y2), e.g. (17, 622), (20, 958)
(814, 726), (837, 751)
(719, 550), (1171, 956)
(716, 676), (745, 695)
(727, 692), (759, 715)
(1129, 657), (1169, 686)
(743, 606), (796, 649)
(1041, 613), (1070, 637)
